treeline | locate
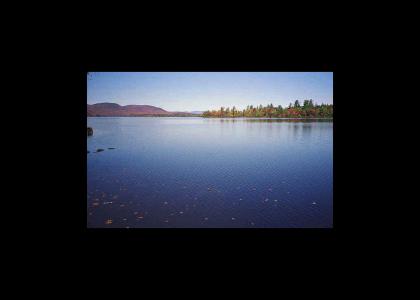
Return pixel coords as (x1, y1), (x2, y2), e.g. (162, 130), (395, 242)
(202, 100), (333, 118)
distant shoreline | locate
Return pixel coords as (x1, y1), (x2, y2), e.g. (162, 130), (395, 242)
(201, 117), (333, 120)
(87, 116), (333, 120)
(87, 102), (333, 119)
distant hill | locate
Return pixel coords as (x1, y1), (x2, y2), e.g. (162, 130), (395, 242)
(87, 103), (195, 117)
(188, 111), (204, 115)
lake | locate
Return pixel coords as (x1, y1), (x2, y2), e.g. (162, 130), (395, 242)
(87, 117), (333, 228)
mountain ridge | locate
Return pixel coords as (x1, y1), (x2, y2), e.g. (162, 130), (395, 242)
(87, 103), (196, 117)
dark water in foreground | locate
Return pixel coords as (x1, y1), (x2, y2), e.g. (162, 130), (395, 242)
(87, 117), (333, 228)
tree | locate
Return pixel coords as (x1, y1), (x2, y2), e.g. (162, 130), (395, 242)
(201, 101), (333, 119)
(277, 105), (283, 117)
(309, 99), (314, 108)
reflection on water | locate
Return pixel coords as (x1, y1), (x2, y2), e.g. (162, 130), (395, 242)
(87, 117), (333, 228)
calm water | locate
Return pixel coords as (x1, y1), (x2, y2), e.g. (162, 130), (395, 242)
(87, 117), (333, 228)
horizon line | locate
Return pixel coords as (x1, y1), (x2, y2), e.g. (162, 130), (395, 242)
(88, 100), (333, 111)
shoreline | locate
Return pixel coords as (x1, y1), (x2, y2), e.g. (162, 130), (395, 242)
(87, 116), (333, 120)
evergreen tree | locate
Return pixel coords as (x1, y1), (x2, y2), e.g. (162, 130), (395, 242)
(309, 99), (314, 108)
(201, 101), (332, 118)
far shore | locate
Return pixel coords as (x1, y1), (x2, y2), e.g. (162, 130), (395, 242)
(87, 116), (333, 120)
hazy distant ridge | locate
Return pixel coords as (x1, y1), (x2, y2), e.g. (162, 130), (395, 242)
(87, 103), (195, 117)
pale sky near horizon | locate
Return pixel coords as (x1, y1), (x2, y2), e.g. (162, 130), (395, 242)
(87, 72), (333, 111)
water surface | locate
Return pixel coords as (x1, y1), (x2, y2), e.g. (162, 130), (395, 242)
(87, 117), (333, 228)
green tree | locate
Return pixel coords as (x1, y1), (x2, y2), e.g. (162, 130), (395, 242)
(202, 101), (332, 119)
(277, 105), (283, 117)
(309, 99), (314, 108)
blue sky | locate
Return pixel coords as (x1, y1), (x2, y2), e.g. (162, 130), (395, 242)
(87, 72), (333, 111)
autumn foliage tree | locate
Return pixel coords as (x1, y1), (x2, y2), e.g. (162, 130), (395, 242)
(202, 100), (333, 118)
